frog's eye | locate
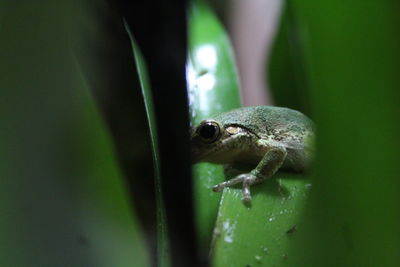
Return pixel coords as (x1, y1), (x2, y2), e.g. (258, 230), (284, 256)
(197, 120), (221, 143)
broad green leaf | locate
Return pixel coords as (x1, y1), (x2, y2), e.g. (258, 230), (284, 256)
(212, 175), (311, 266)
(187, 0), (241, 257)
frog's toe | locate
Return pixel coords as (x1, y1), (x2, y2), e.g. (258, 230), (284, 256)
(241, 173), (258, 203)
(212, 184), (224, 192)
(242, 184), (252, 203)
(212, 174), (246, 192)
(242, 194), (252, 204)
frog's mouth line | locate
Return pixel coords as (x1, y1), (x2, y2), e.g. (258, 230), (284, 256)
(192, 136), (241, 164)
(192, 126), (259, 164)
(192, 143), (221, 163)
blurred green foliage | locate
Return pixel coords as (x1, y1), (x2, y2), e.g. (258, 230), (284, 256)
(2, 0), (400, 266)
(283, 1), (400, 266)
(0, 1), (149, 266)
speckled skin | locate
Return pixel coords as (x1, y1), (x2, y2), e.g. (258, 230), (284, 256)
(191, 106), (314, 203)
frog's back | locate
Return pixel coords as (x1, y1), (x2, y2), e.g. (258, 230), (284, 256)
(212, 106), (314, 171)
(213, 106), (314, 138)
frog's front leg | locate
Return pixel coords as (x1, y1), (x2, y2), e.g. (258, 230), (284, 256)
(213, 146), (287, 203)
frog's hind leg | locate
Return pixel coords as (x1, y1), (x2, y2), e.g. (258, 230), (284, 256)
(213, 147), (287, 203)
(212, 175), (245, 192)
(242, 147), (287, 202)
(213, 163), (254, 190)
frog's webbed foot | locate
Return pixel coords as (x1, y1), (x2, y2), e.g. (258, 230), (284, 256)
(212, 171), (260, 203)
(213, 146), (287, 204)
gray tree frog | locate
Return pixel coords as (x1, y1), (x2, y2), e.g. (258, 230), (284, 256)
(191, 106), (314, 203)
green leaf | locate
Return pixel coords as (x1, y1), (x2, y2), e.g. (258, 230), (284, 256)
(212, 175), (311, 266)
(129, 36), (171, 267)
(187, 0), (241, 257)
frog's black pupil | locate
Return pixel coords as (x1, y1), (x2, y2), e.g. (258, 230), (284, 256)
(200, 124), (216, 139)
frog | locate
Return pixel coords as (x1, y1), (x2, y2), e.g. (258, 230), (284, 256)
(190, 106), (315, 203)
